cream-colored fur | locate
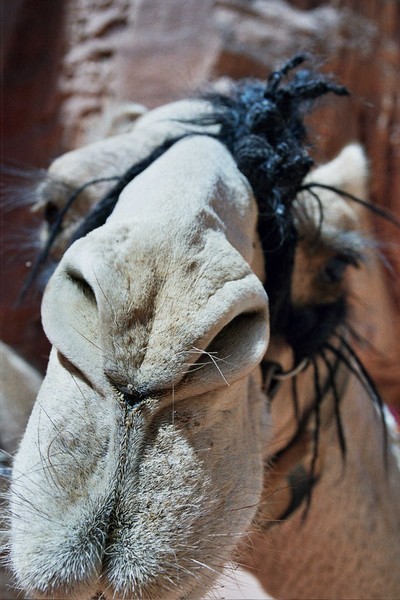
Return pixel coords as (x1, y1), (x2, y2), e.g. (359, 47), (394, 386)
(5, 99), (400, 599)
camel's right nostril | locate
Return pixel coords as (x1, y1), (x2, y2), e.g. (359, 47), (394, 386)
(184, 307), (268, 389)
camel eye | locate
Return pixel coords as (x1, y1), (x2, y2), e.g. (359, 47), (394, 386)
(67, 270), (97, 303)
(44, 201), (60, 226)
(321, 254), (358, 284)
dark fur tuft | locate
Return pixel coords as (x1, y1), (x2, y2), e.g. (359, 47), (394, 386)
(198, 54), (349, 333)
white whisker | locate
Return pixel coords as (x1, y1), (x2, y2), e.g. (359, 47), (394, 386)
(191, 347), (230, 386)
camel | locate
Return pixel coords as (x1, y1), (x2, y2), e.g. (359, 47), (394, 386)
(3, 60), (400, 599)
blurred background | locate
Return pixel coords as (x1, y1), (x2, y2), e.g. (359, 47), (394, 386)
(1, 0), (399, 408)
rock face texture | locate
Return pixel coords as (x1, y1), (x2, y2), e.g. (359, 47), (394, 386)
(2, 1), (400, 393)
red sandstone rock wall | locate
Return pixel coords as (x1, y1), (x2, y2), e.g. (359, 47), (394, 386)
(1, 0), (399, 404)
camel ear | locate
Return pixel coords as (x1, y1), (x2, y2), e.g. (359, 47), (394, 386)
(306, 143), (368, 200)
(296, 144), (369, 237)
(95, 102), (148, 138)
(292, 145), (369, 308)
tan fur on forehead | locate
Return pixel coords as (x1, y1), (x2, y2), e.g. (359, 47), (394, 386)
(35, 99), (216, 214)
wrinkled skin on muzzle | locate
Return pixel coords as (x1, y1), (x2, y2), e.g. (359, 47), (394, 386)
(10, 137), (270, 599)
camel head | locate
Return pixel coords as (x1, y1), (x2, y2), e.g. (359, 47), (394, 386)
(10, 134), (270, 600)
(8, 58), (367, 599)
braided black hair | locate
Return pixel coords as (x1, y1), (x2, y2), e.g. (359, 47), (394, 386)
(198, 53), (349, 334)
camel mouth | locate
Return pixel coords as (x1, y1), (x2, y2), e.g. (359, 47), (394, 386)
(9, 419), (226, 599)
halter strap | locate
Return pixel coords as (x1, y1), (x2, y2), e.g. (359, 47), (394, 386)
(262, 358), (309, 399)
